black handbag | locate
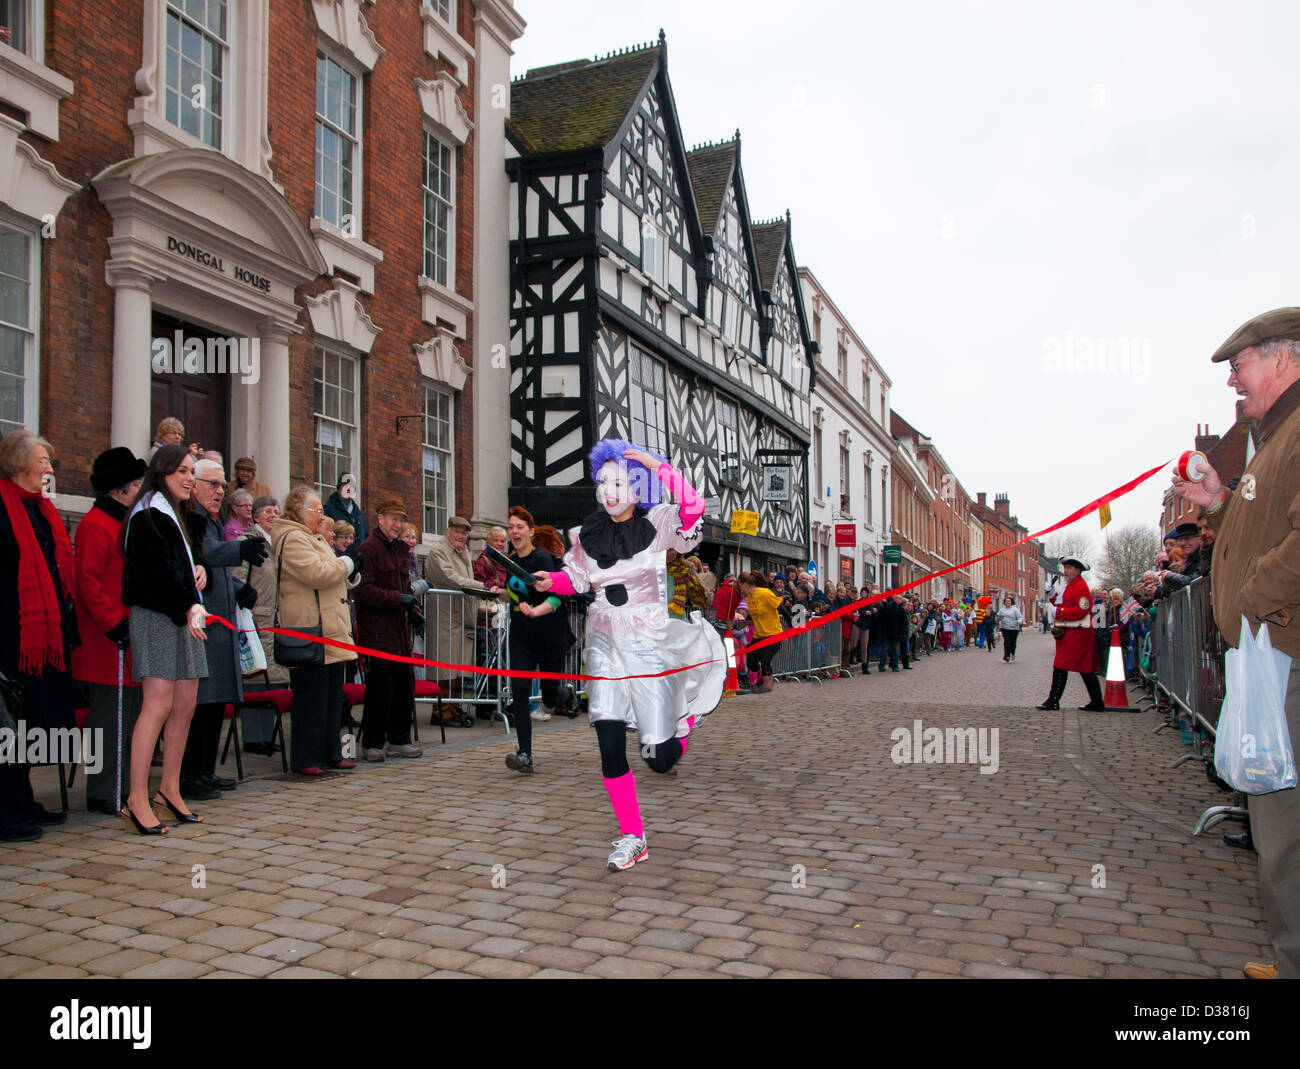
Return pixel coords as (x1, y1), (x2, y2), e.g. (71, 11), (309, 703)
(272, 539), (325, 668)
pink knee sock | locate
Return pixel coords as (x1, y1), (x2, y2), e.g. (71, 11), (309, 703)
(679, 717), (695, 753)
(603, 772), (643, 837)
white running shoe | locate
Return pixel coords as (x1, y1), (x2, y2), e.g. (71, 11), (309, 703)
(607, 834), (648, 872)
(531, 705), (553, 721)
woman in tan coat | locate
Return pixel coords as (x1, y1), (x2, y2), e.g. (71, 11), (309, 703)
(271, 486), (359, 775)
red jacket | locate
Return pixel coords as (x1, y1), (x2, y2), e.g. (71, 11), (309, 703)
(1052, 574), (1098, 673)
(712, 579), (741, 621)
(71, 500), (137, 687)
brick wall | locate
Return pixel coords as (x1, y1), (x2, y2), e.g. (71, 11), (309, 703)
(27, 0), (481, 531)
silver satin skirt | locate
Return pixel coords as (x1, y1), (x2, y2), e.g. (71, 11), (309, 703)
(584, 610), (726, 746)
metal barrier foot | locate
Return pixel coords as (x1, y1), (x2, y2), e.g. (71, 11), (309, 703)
(1192, 805), (1247, 837)
(1171, 753), (1204, 769)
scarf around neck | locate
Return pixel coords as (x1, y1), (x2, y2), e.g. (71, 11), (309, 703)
(579, 507), (656, 570)
(0, 478), (76, 672)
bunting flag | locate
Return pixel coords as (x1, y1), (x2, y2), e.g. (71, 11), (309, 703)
(1099, 501), (1112, 530)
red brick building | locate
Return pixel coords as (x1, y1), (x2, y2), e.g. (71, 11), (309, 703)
(888, 412), (936, 594)
(972, 490), (1038, 619)
(1, 0), (523, 542)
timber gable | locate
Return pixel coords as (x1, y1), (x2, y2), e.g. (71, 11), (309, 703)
(507, 32), (813, 560)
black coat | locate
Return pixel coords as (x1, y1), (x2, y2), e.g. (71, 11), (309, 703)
(122, 501), (204, 626)
(878, 600), (909, 642)
(187, 505), (245, 703)
(0, 492), (78, 736)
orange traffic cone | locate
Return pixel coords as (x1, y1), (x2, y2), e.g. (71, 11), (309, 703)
(723, 635), (741, 698)
(1103, 626), (1133, 711)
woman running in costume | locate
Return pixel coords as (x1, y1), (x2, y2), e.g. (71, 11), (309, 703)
(533, 440), (726, 871)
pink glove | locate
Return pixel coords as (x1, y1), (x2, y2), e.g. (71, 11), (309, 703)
(657, 462), (705, 532)
(545, 570), (577, 596)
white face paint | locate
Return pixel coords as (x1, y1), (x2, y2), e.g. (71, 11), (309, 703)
(596, 460), (635, 516)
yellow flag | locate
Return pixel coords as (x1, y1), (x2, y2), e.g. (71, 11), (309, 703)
(1099, 502), (1112, 530)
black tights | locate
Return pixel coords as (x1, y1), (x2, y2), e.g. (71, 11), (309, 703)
(595, 719), (683, 778)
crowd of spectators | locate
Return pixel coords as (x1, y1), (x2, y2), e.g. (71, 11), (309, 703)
(703, 562), (1030, 687)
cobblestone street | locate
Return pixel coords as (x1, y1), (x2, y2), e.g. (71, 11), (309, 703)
(0, 630), (1271, 978)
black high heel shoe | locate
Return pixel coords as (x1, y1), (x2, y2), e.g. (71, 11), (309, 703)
(120, 804), (168, 836)
(152, 792), (203, 824)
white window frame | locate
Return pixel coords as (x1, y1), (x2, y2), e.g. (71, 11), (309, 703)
(628, 345), (669, 458)
(716, 395), (740, 488)
(163, 0), (229, 150)
(0, 0), (34, 56)
(865, 457), (873, 526)
(643, 220), (667, 289)
(422, 0), (454, 23)
(423, 130), (455, 287)
(812, 424), (823, 505)
(315, 46), (364, 238)
(0, 213), (39, 437)
(422, 383), (454, 538)
(838, 444), (850, 515)
(312, 345), (360, 505)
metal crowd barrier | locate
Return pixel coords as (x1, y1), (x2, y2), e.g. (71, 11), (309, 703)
(1136, 577), (1241, 837)
(416, 588), (511, 731)
(1143, 577), (1226, 735)
(768, 615), (844, 683)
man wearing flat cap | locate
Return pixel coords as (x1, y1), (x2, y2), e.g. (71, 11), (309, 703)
(421, 516), (503, 725)
(1036, 557), (1105, 711)
(352, 498), (422, 760)
(1173, 307), (1300, 979)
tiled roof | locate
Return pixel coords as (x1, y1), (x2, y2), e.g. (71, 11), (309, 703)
(751, 219), (787, 291)
(510, 47), (659, 155)
(684, 141), (736, 236)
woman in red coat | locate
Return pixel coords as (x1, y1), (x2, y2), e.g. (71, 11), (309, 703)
(1036, 558), (1105, 710)
(72, 448), (147, 815)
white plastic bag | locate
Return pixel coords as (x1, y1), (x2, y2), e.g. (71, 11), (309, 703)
(1214, 617), (1296, 794)
(237, 606), (267, 675)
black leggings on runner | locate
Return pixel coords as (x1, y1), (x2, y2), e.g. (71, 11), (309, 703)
(595, 719), (682, 777)
(1001, 628), (1019, 658)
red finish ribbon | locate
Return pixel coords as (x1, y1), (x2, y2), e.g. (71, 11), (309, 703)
(209, 458), (1170, 680)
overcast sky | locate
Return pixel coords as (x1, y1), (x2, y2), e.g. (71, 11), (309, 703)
(512, 1), (1296, 558)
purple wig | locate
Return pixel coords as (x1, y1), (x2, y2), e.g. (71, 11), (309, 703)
(588, 438), (666, 506)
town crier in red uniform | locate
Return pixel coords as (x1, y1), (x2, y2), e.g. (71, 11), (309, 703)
(1036, 557), (1105, 711)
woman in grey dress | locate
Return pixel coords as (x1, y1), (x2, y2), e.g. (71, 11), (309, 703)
(120, 446), (210, 834)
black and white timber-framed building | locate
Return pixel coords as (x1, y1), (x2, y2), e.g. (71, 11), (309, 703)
(505, 32), (815, 572)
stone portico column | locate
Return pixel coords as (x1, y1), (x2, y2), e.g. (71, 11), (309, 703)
(106, 263), (160, 457)
(258, 323), (292, 499)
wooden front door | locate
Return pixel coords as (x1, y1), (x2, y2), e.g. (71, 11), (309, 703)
(150, 314), (230, 461)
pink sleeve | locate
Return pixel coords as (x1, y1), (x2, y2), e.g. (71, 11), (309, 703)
(546, 570), (577, 596)
(657, 462), (705, 530)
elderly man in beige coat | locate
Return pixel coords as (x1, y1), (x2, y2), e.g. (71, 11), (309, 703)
(421, 516), (502, 723)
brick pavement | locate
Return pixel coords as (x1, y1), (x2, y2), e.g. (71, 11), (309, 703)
(0, 631), (1272, 978)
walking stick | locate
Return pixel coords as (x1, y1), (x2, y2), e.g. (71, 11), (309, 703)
(115, 642), (124, 815)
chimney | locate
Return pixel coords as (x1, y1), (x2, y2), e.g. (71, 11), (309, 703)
(1194, 420), (1220, 454)
(977, 492), (987, 508)
(994, 492), (1010, 519)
